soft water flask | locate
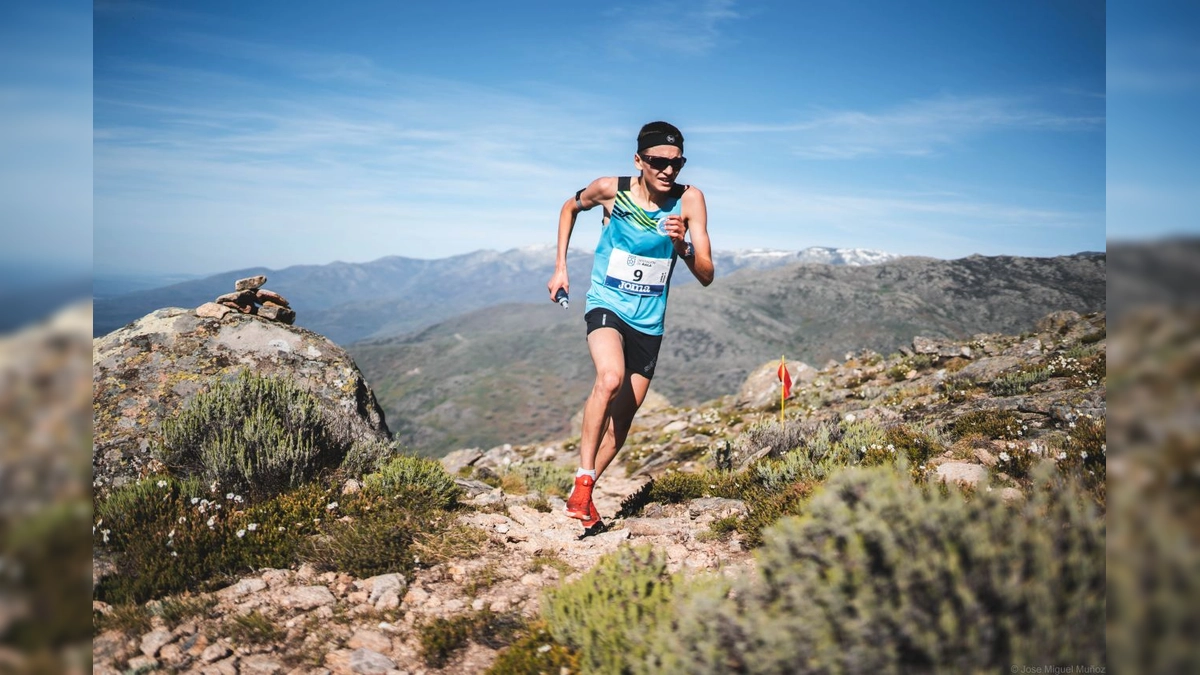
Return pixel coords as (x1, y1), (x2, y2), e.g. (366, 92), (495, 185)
(554, 289), (569, 309)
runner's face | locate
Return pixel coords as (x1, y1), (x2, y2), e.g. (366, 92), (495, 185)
(635, 144), (683, 191)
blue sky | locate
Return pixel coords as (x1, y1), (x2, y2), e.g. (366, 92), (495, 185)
(49, 0), (1119, 276)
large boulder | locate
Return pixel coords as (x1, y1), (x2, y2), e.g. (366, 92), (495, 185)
(92, 307), (391, 493)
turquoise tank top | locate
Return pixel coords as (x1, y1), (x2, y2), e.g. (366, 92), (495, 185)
(585, 177), (685, 335)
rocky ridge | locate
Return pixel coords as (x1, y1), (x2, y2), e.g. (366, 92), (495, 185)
(91, 309), (1106, 674)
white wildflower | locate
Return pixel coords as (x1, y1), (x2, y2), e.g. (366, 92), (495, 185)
(326, 501), (339, 511)
(226, 492), (235, 500)
(168, 529), (175, 538)
(999, 452), (1011, 463)
(178, 516), (187, 524)
(1081, 452), (1088, 460)
(206, 516), (216, 529)
(236, 529), (246, 538)
(171, 551), (178, 557)
(102, 529), (110, 543)
(247, 523), (258, 531)
(191, 497), (200, 505)
(1057, 451), (1068, 461)
(157, 480), (168, 488)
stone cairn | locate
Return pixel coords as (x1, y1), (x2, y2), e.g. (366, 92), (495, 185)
(195, 275), (296, 325)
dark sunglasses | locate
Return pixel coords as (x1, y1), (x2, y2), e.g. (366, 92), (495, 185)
(639, 154), (687, 172)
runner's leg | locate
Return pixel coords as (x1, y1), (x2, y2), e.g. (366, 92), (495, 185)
(594, 371), (652, 479)
(579, 327), (625, 471)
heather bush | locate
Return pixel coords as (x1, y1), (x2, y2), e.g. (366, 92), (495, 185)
(94, 476), (332, 604)
(486, 621), (580, 675)
(541, 545), (679, 674)
(339, 438), (404, 478)
(506, 460), (575, 497)
(990, 366), (1053, 396)
(950, 408), (1024, 440)
(646, 465), (1105, 673)
(158, 370), (341, 499)
(361, 455), (461, 510)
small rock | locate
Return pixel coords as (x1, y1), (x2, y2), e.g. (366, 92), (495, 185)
(196, 302), (233, 319)
(235, 275), (268, 292)
(347, 648), (396, 675)
(296, 562), (320, 581)
(256, 289), (290, 307)
(374, 590), (400, 611)
(126, 655), (158, 672)
(199, 644), (231, 664)
(519, 574), (543, 587)
(342, 478), (362, 495)
(912, 336), (941, 354)
(140, 628), (173, 657)
(489, 600), (510, 613)
(262, 569), (292, 587)
(203, 655), (239, 675)
(365, 573), (407, 605)
(219, 577), (267, 599)
(936, 462), (988, 487)
(216, 290), (256, 305)
(281, 585), (337, 610)
(348, 630), (391, 654)
(403, 587), (429, 605)
(1000, 487), (1024, 502)
(441, 448), (484, 475)
(158, 643), (183, 664)
(663, 420), (688, 434)
(259, 304), (297, 324)
(240, 654), (285, 675)
(973, 448), (998, 467)
(472, 598), (485, 611)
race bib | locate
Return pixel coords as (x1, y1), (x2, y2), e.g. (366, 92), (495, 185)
(604, 247), (672, 296)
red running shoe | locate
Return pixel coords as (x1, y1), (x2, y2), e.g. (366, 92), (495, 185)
(565, 474), (595, 520)
(582, 500), (602, 528)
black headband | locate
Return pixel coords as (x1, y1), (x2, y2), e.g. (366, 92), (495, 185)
(637, 130), (683, 153)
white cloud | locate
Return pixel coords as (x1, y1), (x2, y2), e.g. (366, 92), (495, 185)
(606, 0), (741, 58)
(692, 95), (1104, 159)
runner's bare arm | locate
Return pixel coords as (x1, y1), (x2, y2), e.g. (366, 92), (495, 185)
(677, 187), (714, 286)
(548, 177), (618, 301)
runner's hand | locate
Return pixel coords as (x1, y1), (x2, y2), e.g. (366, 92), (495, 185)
(662, 215), (688, 245)
(547, 271), (569, 303)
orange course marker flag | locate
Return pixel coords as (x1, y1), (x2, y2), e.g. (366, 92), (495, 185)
(777, 359), (792, 400)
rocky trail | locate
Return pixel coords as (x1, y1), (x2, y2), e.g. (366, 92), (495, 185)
(94, 447), (756, 675)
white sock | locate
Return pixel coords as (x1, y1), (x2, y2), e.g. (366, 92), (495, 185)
(576, 468), (597, 479)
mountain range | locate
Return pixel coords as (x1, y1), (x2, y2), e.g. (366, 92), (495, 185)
(92, 246), (899, 342)
(348, 251), (1106, 456)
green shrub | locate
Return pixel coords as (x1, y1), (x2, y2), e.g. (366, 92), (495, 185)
(738, 480), (817, 548)
(542, 545), (679, 674)
(304, 501), (426, 578)
(995, 441), (1040, 480)
(990, 366), (1053, 396)
(1, 500), (94, 651)
(940, 374), (982, 403)
(418, 610), (523, 668)
(950, 409), (1023, 440)
(485, 621), (580, 675)
(158, 370), (340, 499)
(617, 471), (709, 517)
(340, 438), (403, 478)
(647, 465), (1106, 673)
(506, 461), (575, 498)
(734, 420), (809, 462)
(1057, 416), (1106, 505)
(94, 477), (332, 604)
(362, 455), (461, 510)
(222, 610), (284, 645)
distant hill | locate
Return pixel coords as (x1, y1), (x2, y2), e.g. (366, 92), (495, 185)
(348, 251), (1106, 457)
(92, 246), (899, 340)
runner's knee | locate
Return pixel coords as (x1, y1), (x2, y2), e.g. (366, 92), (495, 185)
(593, 370), (623, 398)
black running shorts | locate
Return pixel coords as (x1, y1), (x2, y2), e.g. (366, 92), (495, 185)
(585, 308), (664, 379)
